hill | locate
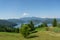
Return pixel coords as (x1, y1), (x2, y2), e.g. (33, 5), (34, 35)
(7, 17), (60, 28)
(0, 32), (19, 40)
(0, 19), (17, 28)
(0, 29), (60, 40)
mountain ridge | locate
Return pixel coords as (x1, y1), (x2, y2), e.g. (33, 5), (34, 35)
(7, 17), (58, 24)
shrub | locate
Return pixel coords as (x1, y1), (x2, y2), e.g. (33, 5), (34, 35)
(46, 27), (49, 31)
(20, 24), (31, 38)
(57, 23), (60, 27)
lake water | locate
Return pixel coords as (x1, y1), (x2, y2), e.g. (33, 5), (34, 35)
(15, 23), (52, 28)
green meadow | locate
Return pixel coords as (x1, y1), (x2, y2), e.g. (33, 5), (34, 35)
(0, 27), (60, 40)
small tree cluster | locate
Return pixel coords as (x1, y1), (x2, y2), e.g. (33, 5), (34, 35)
(38, 22), (49, 31)
(20, 21), (35, 38)
(38, 22), (48, 28)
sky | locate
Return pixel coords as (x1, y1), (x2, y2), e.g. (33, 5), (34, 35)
(0, 0), (60, 19)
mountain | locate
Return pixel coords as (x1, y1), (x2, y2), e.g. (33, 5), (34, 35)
(8, 17), (42, 25)
(0, 19), (17, 28)
(7, 17), (60, 27)
(0, 17), (54, 28)
(8, 17), (54, 25)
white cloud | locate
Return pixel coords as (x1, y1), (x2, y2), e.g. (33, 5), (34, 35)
(21, 13), (29, 18)
(23, 13), (29, 16)
(23, 13), (28, 16)
(40, 16), (57, 18)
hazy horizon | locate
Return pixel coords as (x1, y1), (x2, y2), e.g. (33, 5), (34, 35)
(0, 0), (60, 19)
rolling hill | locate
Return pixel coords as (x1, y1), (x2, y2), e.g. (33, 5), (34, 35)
(0, 19), (17, 28)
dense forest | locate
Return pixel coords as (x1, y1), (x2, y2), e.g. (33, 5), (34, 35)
(0, 20), (19, 33)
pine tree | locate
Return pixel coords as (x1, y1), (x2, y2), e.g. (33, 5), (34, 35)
(52, 18), (57, 27)
(29, 21), (34, 31)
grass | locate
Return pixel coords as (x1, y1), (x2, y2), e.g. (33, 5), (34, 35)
(0, 32), (20, 40)
(18, 27), (60, 40)
(0, 27), (60, 40)
(35, 27), (47, 31)
(19, 31), (60, 40)
(53, 27), (60, 33)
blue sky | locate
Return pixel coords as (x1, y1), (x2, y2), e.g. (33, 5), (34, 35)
(0, 0), (60, 19)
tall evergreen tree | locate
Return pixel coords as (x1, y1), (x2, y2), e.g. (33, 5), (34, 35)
(29, 21), (34, 31)
(52, 18), (57, 27)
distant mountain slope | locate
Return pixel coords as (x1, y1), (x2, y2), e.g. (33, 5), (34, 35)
(8, 17), (42, 24)
(8, 17), (54, 24)
(0, 19), (17, 27)
(7, 17), (60, 28)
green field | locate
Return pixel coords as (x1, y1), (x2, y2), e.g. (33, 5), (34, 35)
(0, 32), (20, 40)
(0, 27), (60, 40)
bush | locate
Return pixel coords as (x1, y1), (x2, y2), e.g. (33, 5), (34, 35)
(20, 24), (31, 38)
(57, 23), (60, 27)
(46, 27), (49, 31)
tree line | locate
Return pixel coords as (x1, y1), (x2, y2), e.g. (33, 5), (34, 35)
(0, 18), (58, 36)
(0, 25), (19, 33)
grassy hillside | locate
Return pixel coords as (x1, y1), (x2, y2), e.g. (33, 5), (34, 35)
(0, 32), (20, 40)
(19, 31), (60, 40)
(19, 27), (60, 40)
(0, 27), (60, 40)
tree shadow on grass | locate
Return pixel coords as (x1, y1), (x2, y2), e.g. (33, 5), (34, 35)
(27, 35), (38, 39)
